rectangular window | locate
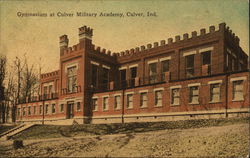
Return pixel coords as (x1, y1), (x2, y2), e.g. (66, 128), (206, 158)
(127, 94), (133, 108)
(103, 97), (109, 111)
(210, 84), (220, 102)
(185, 55), (194, 78)
(91, 64), (98, 88)
(22, 107), (26, 116)
(149, 63), (157, 83)
(17, 108), (20, 116)
(233, 80), (244, 101)
(77, 102), (81, 111)
(33, 106), (36, 115)
(171, 88), (180, 105)
(130, 67), (137, 87)
(161, 60), (169, 81)
(60, 104), (64, 112)
(202, 51), (211, 74)
(48, 85), (53, 94)
(43, 86), (47, 95)
(28, 107), (31, 115)
(202, 51), (211, 65)
(140, 92), (148, 107)
(189, 86), (199, 104)
(67, 66), (77, 93)
(39, 105), (42, 114)
(120, 69), (127, 88)
(92, 99), (98, 111)
(102, 68), (109, 90)
(45, 104), (49, 114)
(114, 96), (121, 110)
(155, 90), (163, 106)
(52, 104), (56, 113)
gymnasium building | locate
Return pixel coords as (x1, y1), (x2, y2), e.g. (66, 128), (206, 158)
(16, 23), (249, 124)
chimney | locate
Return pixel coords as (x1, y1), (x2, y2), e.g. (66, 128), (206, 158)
(78, 26), (93, 49)
(59, 35), (69, 56)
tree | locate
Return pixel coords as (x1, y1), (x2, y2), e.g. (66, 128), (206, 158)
(0, 55), (6, 123)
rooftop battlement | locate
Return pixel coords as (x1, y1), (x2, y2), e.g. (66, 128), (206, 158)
(115, 23), (240, 59)
(41, 70), (59, 80)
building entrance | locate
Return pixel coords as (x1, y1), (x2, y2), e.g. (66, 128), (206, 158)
(66, 101), (74, 119)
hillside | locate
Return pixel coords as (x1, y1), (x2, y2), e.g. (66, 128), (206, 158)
(0, 118), (249, 157)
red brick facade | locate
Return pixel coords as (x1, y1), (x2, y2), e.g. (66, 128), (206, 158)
(16, 23), (249, 124)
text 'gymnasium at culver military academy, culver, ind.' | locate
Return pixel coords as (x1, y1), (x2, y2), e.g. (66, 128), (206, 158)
(16, 23), (249, 124)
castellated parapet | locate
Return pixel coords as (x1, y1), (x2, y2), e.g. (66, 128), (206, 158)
(41, 70), (59, 80)
(116, 22), (241, 59)
(59, 23), (242, 61)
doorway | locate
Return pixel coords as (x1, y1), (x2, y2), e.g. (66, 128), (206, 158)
(66, 101), (74, 119)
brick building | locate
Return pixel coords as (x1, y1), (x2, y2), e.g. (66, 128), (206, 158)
(16, 23), (249, 124)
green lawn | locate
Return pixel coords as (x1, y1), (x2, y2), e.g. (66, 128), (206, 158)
(12, 117), (249, 140)
(0, 125), (17, 134)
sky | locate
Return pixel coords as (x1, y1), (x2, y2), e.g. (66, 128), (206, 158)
(0, 0), (249, 73)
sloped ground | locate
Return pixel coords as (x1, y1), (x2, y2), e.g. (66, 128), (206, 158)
(0, 125), (17, 134)
(0, 118), (249, 157)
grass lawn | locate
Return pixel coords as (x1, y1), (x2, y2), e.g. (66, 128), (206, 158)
(0, 125), (17, 134)
(11, 117), (249, 140)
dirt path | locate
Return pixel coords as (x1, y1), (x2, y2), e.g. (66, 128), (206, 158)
(0, 123), (249, 157)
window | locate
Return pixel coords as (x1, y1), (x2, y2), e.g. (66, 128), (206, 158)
(225, 53), (229, 70)
(103, 97), (109, 111)
(92, 98), (98, 111)
(202, 51), (211, 65)
(127, 94), (133, 108)
(77, 102), (81, 111)
(22, 107), (26, 116)
(189, 86), (199, 104)
(130, 67), (137, 87)
(91, 64), (98, 88)
(185, 55), (194, 78)
(120, 69), (127, 88)
(33, 106), (36, 115)
(17, 108), (20, 116)
(155, 90), (163, 106)
(43, 86), (47, 95)
(202, 51), (211, 74)
(67, 66), (77, 93)
(48, 85), (53, 94)
(210, 84), (220, 102)
(39, 105), (42, 114)
(171, 88), (180, 105)
(60, 104), (64, 112)
(149, 63), (157, 83)
(232, 80), (244, 101)
(45, 104), (49, 114)
(52, 104), (56, 113)
(102, 68), (109, 90)
(232, 58), (236, 71)
(114, 95), (121, 109)
(140, 92), (148, 107)
(161, 60), (169, 81)
(28, 106), (31, 115)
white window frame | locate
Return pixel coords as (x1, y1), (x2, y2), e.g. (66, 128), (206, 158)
(154, 90), (163, 107)
(188, 86), (200, 105)
(140, 92), (148, 108)
(126, 93), (133, 109)
(114, 95), (121, 110)
(92, 98), (98, 111)
(209, 83), (221, 103)
(102, 96), (109, 111)
(170, 85), (182, 106)
(232, 80), (244, 101)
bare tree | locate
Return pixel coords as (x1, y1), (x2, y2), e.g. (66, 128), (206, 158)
(21, 59), (39, 101)
(0, 55), (6, 123)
